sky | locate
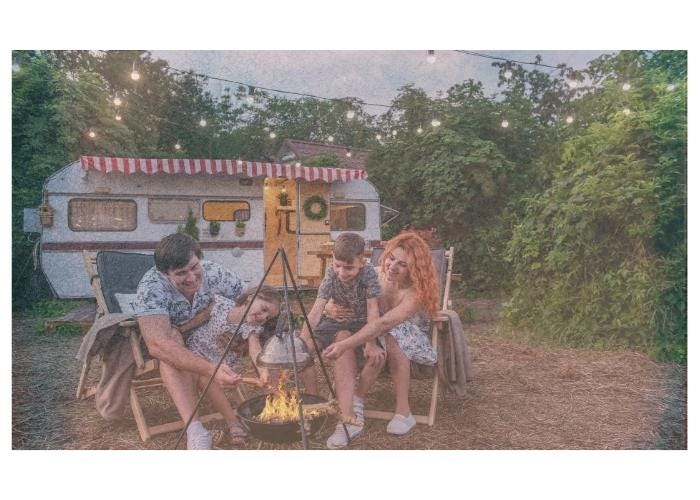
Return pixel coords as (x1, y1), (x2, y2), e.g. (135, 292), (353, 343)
(152, 50), (610, 113)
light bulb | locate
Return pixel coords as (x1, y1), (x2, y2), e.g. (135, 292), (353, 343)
(199, 119), (207, 127)
(346, 110), (355, 120)
(391, 130), (397, 136)
(263, 126), (270, 132)
(567, 80), (578, 89)
(88, 130), (96, 138)
(113, 96), (122, 106)
(269, 131), (276, 139)
(237, 159), (243, 166)
(295, 162), (301, 167)
(115, 114), (122, 121)
(426, 50), (436, 64)
(416, 127), (423, 134)
(246, 95), (255, 104)
(504, 70), (513, 80)
(375, 134), (382, 141)
(430, 119), (441, 127)
(667, 83), (676, 91)
(346, 150), (352, 158)
(501, 120), (510, 128)
(327, 135), (334, 143)
(130, 70), (140, 81)
(623, 107), (631, 116)
(622, 82), (631, 91)
(565, 115), (574, 124)
(174, 142), (181, 150)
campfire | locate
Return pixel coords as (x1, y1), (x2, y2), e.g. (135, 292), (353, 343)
(254, 371), (326, 423)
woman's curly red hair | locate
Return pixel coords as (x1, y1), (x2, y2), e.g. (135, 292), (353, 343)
(379, 233), (439, 317)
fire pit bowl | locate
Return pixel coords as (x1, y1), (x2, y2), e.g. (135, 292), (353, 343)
(237, 393), (328, 443)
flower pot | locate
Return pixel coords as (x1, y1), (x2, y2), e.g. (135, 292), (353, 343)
(38, 203), (54, 227)
(235, 226), (245, 237)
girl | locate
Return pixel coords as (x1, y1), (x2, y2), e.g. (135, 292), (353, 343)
(186, 285), (281, 444)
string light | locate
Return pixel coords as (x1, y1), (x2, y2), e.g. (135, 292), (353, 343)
(622, 82), (631, 91)
(269, 131), (277, 139)
(504, 69), (513, 80)
(565, 115), (574, 124)
(567, 80), (579, 89)
(88, 129), (96, 139)
(115, 113), (122, 121)
(295, 162), (301, 167)
(391, 130), (397, 137)
(237, 159), (243, 166)
(622, 107), (631, 116)
(667, 83), (676, 91)
(430, 118), (441, 127)
(113, 96), (122, 106)
(130, 62), (140, 81)
(327, 135), (334, 143)
(501, 120), (510, 128)
(427, 50), (436, 64)
(345, 149), (352, 158)
(199, 118), (207, 127)
(416, 125), (423, 134)
(174, 141), (181, 150)
(375, 134), (382, 141)
(263, 126), (270, 132)
(346, 109), (355, 120)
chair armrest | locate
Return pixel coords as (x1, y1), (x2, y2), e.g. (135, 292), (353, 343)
(432, 312), (451, 323)
(118, 319), (138, 327)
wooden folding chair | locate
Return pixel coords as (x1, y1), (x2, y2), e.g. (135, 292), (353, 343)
(364, 246), (459, 426)
(77, 250), (241, 441)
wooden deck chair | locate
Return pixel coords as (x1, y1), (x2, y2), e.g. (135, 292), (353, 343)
(77, 250), (238, 441)
(364, 246), (457, 426)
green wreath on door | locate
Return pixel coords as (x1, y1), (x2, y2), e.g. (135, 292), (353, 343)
(303, 195), (328, 221)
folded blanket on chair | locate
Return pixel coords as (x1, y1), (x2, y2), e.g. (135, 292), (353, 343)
(436, 309), (473, 398)
(76, 313), (137, 420)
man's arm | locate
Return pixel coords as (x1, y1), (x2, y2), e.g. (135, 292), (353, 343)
(138, 314), (236, 383)
(174, 302), (214, 335)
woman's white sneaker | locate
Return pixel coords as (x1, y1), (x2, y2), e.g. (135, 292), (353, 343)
(326, 422), (363, 449)
(387, 413), (416, 435)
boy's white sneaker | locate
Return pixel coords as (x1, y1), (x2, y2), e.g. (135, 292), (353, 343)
(326, 422), (363, 449)
(387, 413), (416, 435)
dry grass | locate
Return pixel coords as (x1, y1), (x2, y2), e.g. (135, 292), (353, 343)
(11, 300), (686, 450)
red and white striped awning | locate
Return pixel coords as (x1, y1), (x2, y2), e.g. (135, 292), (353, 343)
(79, 155), (368, 183)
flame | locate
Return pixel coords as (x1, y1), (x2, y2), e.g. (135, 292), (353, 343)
(256, 371), (301, 423)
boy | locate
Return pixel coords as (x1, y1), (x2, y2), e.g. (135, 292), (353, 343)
(299, 232), (383, 448)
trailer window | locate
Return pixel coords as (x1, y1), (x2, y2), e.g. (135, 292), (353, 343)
(202, 200), (250, 221)
(68, 199), (137, 231)
(148, 198), (200, 223)
(330, 203), (366, 231)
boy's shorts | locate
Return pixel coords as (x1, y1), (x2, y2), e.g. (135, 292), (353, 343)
(310, 317), (386, 367)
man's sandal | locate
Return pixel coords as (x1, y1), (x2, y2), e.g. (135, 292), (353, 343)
(228, 422), (251, 445)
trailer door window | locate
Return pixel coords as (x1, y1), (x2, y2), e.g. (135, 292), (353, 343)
(202, 200), (250, 221)
(330, 203), (366, 231)
(68, 198), (137, 231)
(148, 198), (200, 223)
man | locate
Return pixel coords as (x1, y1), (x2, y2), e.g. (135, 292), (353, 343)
(134, 233), (243, 449)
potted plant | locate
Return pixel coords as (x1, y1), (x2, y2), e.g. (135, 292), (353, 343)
(38, 201), (54, 227)
(235, 220), (246, 237)
(177, 208), (199, 240)
(209, 220), (221, 236)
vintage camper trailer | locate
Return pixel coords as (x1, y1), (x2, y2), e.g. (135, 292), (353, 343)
(34, 148), (386, 299)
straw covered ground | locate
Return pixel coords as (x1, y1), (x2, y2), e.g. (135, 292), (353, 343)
(12, 299), (686, 450)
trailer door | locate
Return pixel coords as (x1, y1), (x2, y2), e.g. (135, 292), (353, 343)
(296, 180), (331, 285)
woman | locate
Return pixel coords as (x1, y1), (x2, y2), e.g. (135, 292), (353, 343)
(323, 232), (439, 435)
